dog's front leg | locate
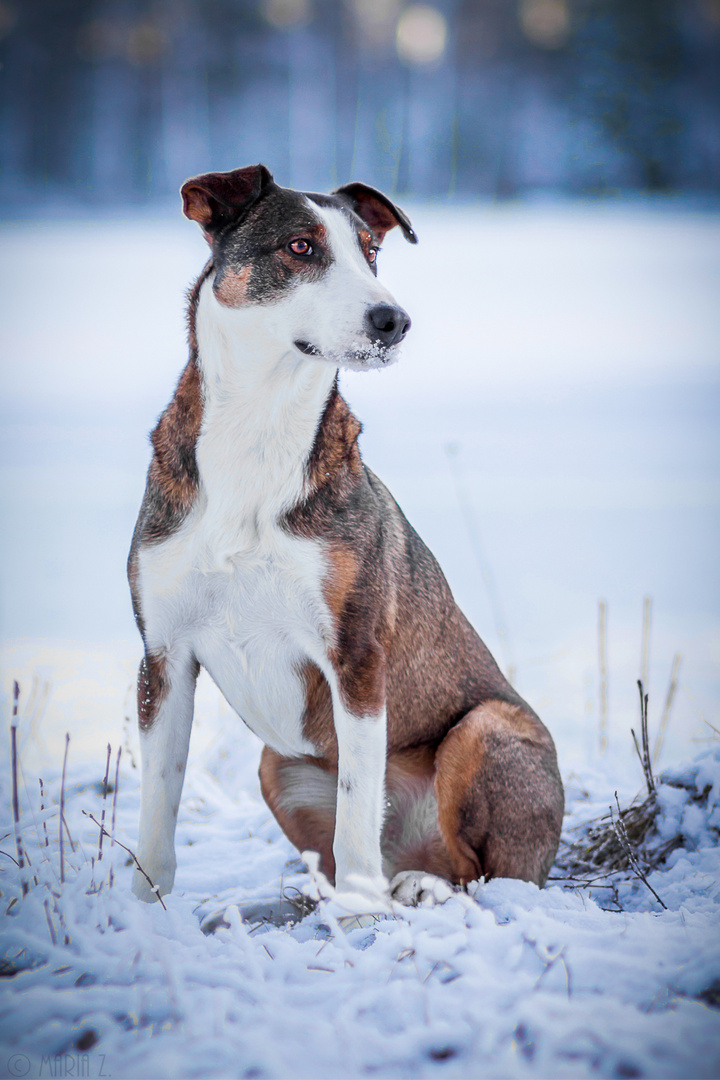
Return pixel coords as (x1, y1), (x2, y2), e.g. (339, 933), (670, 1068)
(326, 645), (388, 903)
(132, 647), (198, 902)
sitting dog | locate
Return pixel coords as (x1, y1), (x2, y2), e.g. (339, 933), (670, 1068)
(128, 164), (563, 907)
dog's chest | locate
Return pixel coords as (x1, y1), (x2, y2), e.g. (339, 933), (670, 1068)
(137, 283), (343, 757)
(140, 519), (331, 757)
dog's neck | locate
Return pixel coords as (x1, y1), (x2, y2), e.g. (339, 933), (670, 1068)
(193, 275), (339, 538)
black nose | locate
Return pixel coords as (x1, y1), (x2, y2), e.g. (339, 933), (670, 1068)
(365, 304), (411, 348)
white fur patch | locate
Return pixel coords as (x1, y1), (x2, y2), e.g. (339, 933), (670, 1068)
(301, 202), (407, 370)
(137, 276), (340, 759)
(276, 761), (338, 815)
(327, 696), (388, 892)
(133, 649), (197, 901)
(389, 870), (456, 907)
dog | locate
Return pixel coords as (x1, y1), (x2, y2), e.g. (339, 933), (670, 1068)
(128, 164), (564, 909)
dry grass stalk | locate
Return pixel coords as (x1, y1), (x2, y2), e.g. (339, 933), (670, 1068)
(109, 747), (121, 889)
(43, 898), (58, 946)
(81, 810), (166, 910)
(59, 733), (70, 884)
(11, 681), (28, 896)
(97, 743), (112, 862)
(611, 792), (667, 909)
(556, 793), (665, 878)
(632, 679), (656, 795)
(5, 724), (134, 944)
(38, 778), (50, 848)
(554, 679), (689, 899)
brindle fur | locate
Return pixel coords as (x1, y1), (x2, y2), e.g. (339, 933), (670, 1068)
(130, 165), (564, 897)
(278, 384), (564, 886)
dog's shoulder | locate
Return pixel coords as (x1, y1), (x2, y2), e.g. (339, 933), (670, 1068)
(127, 266), (214, 609)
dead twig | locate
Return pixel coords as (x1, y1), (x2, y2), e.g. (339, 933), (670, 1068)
(631, 680), (656, 795)
(59, 734), (70, 884)
(44, 898), (58, 946)
(109, 747), (121, 888)
(611, 792), (666, 910)
(39, 778), (50, 848)
(10, 681), (28, 896)
(97, 743), (112, 863)
(81, 810), (166, 910)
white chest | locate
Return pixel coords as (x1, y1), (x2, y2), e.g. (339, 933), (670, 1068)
(138, 521), (332, 757)
(136, 278), (341, 757)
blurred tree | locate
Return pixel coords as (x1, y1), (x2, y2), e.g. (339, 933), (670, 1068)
(0, 0), (718, 204)
(570, 0), (683, 192)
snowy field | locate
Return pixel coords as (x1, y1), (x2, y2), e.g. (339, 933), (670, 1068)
(1, 200), (719, 1078)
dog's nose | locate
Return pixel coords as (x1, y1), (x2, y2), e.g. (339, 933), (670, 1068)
(365, 304), (411, 348)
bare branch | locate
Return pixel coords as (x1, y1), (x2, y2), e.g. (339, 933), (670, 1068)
(611, 793), (666, 910)
(10, 681), (27, 896)
(59, 734), (70, 884)
(81, 810), (166, 911)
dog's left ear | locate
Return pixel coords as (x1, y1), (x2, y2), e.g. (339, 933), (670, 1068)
(333, 182), (418, 245)
(181, 164), (274, 234)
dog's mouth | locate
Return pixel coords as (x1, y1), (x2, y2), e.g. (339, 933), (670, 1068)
(294, 340), (322, 357)
(294, 338), (398, 370)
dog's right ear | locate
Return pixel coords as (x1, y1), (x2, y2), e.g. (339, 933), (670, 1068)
(181, 165), (274, 234)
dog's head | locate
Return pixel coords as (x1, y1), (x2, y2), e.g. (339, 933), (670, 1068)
(181, 165), (417, 371)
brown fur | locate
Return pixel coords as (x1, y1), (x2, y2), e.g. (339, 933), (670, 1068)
(214, 264), (252, 307)
(259, 747), (337, 879)
(435, 700), (564, 886)
(127, 263), (211, 635)
(146, 358), (203, 517)
(137, 652), (168, 730)
(284, 384), (563, 888)
(300, 662), (338, 762)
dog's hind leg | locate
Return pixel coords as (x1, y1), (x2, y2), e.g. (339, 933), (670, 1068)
(132, 648), (199, 902)
(434, 700), (564, 888)
(259, 747), (338, 882)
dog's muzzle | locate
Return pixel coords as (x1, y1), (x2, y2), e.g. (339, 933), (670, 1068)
(294, 341), (321, 357)
(293, 304), (411, 367)
(365, 304), (411, 348)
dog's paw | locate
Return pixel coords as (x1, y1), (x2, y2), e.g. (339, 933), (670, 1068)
(132, 859), (175, 903)
(389, 870), (456, 908)
(337, 912), (385, 931)
(302, 851), (391, 921)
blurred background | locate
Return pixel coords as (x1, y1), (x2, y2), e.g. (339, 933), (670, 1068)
(1, 1), (719, 769)
(2, 0), (720, 207)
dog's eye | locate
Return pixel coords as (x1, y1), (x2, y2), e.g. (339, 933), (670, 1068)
(368, 247), (379, 265)
(288, 238), (313, 257)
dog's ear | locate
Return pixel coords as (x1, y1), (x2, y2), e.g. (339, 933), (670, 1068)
(333, 182), (418, 244)
(181, 165), (274, 233)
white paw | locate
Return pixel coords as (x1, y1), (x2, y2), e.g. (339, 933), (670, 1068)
(334, 871), (391, 913)
(302, 851), (391, 919)
(389, 870), (456, 908)
(132, 856), (175, 903)
(337, 912), (384, 931)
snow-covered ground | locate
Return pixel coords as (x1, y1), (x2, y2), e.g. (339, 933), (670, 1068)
(1, 200), (719, 1078)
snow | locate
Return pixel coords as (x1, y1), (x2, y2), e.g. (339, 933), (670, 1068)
(1, 200), (720, 1077)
